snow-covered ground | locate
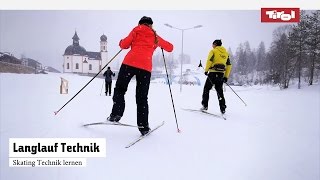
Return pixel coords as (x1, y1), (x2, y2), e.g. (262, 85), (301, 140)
(0, 72), (319, 180)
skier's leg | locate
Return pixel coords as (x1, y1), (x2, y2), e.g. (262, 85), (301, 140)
(108, 82), (112, 96)
(104, 81), (108, 96)
(110, 65), (134, 119)
(135, 68), (151, 134)
(201, 73), (214, 108)
(214, 73), (226, 113)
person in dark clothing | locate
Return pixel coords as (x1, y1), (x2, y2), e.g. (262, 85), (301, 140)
(201, 40), (232, 114)
(103, 67), (115, 96)
(106, 16), (173, 135)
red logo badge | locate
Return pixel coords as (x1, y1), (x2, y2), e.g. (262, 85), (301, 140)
(261, 8), (300, 23)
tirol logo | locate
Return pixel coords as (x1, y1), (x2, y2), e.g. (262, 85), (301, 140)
(261, 8), (300, 23)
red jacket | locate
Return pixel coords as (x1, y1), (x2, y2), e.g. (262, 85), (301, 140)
(119, 25), (174, 72)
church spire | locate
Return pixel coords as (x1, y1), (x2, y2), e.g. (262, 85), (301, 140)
(72, 31), (80, 45)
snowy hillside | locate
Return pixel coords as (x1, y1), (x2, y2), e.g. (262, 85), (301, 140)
(0, 72), (319, 180)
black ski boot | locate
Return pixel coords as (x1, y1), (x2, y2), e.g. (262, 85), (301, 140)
(107, 114), (121, 122)
(200, 106), (208, 111)
(139, 126), (150, 136)
(220, 105), (227, 114)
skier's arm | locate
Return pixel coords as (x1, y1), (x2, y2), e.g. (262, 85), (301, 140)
(224, 57), (232, 78)
(119, 29), (136, 49)
(205, 50), (214, 72)
(157, 35), (173, 52)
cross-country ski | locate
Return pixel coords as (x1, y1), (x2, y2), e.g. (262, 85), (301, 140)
(181, 108), (227, 120)
(125, 121), (165, 148)
(82, 121), (141, 128)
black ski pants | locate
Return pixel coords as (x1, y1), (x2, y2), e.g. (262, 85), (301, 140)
(201, 72), (226, 111)
(105, 81), (112, 95)
(111, 64), (151, 130)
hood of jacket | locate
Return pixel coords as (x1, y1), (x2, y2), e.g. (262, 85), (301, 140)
(214, 46), (227, 53)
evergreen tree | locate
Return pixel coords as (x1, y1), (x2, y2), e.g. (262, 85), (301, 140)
(270, 33), (292, 88)
(305, 10), (320, 85)
(244, 41), (255, 74)
(236, 43), (248, 75)
(288, 11), (308, 89)
(256, 42), (267, 72)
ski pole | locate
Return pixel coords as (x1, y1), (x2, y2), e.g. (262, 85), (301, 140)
(54, 49), (122, 115)
(161, 48), (181, 133)
(225, 82), (247, 106)
(100, 80), (105, 96)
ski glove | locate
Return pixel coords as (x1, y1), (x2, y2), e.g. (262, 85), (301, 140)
(204, 72), (208, 76)
(223, 77), (228, 83)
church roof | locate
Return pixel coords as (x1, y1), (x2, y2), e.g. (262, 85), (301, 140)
(63, 31), (104, 59)
(86, 51), (101, 60)
(100, 34), (107, 41)
(64, 31), (87, 55)
(73, 31), (80, 41)
(64, 45), (87, 56)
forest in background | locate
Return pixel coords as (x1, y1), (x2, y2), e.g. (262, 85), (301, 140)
(152, 10), (320, 89)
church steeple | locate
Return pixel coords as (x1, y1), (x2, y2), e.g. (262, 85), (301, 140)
(100, 33), (108, 71)
(100, 34), (107, 52)
(72, 31), (80, 46)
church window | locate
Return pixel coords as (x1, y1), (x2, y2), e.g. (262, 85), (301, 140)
(67, 63), (70, 69)
(89, 64), (92, 70)
(76, 63), (79, 69)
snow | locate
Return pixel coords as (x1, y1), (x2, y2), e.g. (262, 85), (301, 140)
(1, 72), (319, 180)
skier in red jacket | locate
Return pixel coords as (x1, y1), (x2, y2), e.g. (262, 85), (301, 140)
(107, 16), (174, 135)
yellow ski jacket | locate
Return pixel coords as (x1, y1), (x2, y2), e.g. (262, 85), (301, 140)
(204, 46), (232, 78)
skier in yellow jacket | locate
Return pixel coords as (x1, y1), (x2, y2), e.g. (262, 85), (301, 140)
(201, 39), (232, 114)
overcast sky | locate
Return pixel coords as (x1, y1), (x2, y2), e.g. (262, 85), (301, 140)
(0, 10), (285, 71)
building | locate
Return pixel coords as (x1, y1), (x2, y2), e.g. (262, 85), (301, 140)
(63, 31), (108, 74)
(21, 58), (42, 69)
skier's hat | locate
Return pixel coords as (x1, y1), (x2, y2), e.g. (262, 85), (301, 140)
(139, 16), (153, 25)
(213, 39), (222, 46)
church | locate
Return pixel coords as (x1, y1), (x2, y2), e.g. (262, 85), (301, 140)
(63, 31), (108, 74)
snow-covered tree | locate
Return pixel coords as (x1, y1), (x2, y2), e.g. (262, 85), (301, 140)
(305, 10), (320, 85)
(288, 11), (309, 89)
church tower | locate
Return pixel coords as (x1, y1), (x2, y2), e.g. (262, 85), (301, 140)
(72, 31), (80, 45)
(100, 34), (108, 72)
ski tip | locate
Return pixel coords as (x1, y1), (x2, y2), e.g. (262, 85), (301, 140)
(177, 129), (181, 133)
